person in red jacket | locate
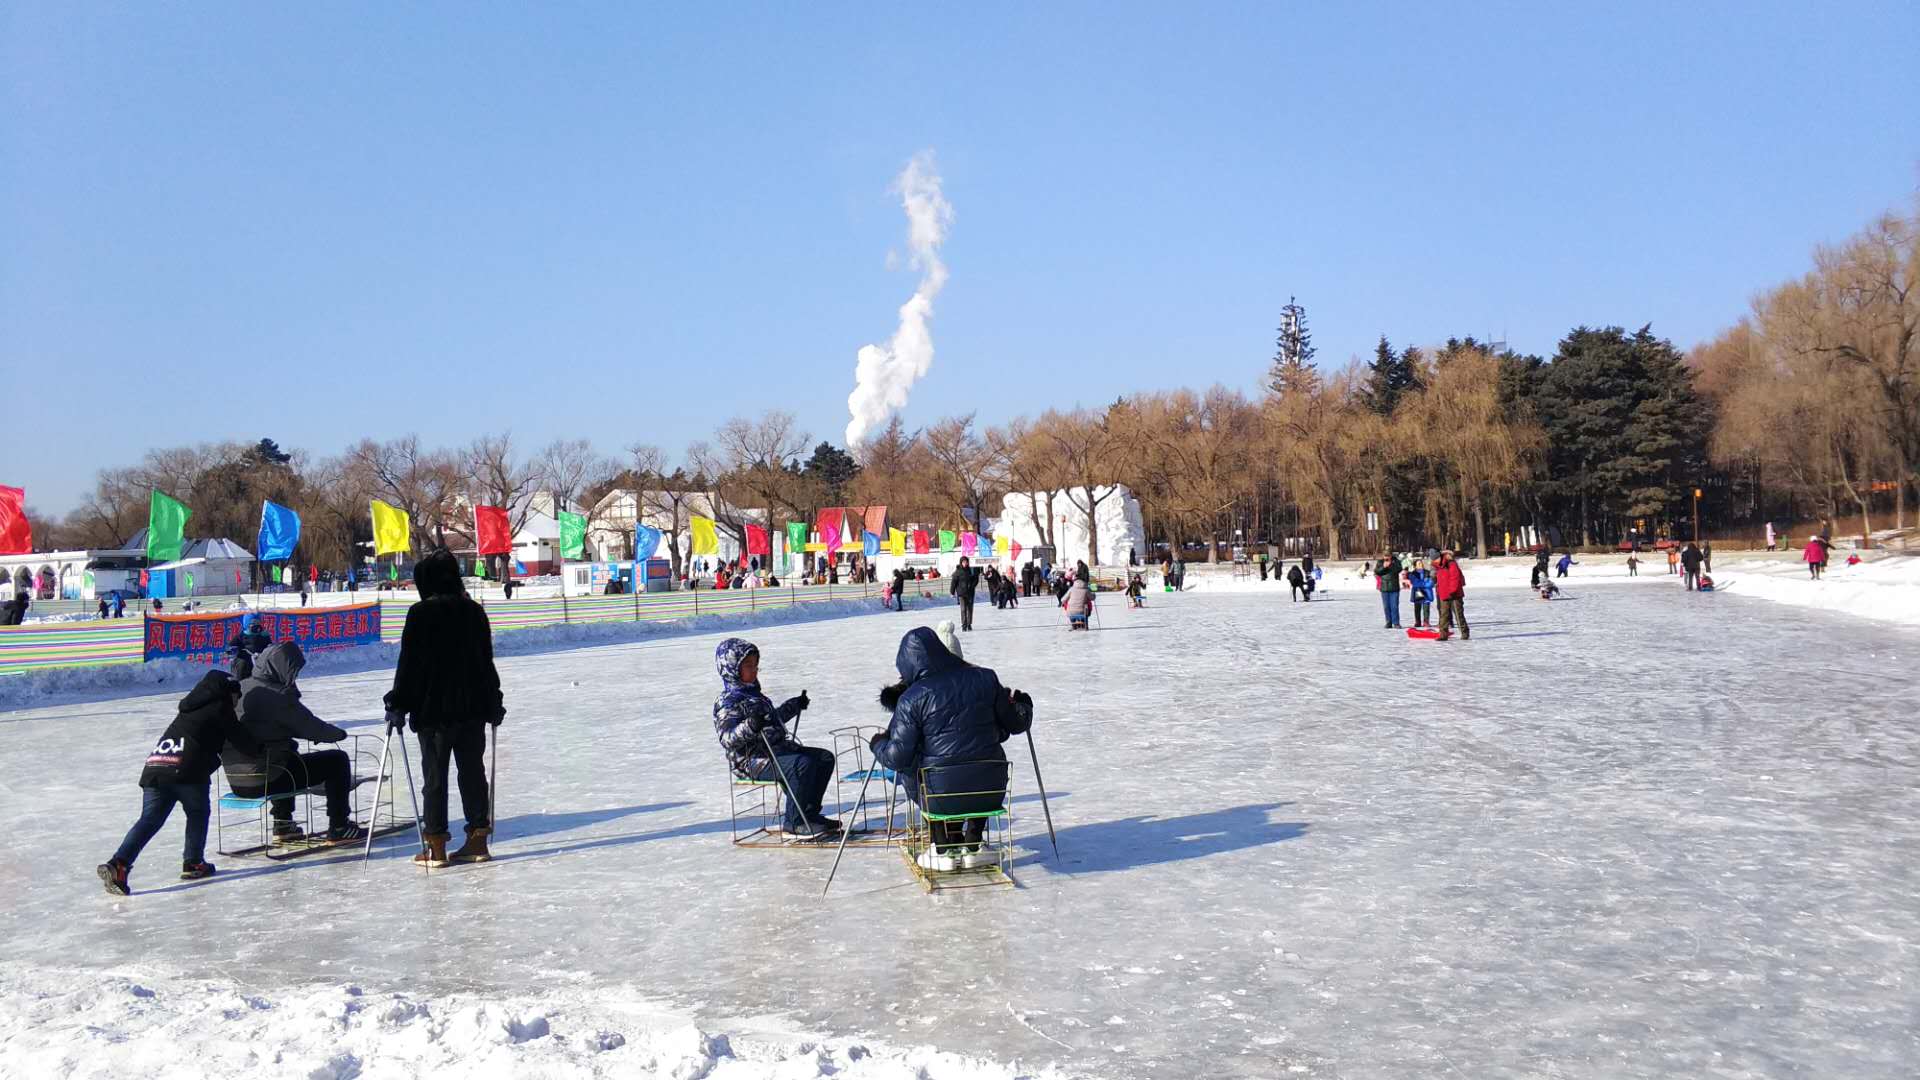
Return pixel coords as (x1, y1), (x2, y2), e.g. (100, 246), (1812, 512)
(1433, 549), (1470, 641)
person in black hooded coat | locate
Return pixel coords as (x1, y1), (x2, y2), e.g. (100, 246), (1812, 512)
(949, 556), (980, 629)
(384, 548), (504, 867)
(871, 627), (1032, 861)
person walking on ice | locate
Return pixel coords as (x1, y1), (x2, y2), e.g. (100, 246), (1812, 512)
(712, 638), (839, 840)
(97, 672), (261, 896)
(1433, 549), (1470, 641)
(1374, 551), (1405, 629)
(384, 549), (503, 867)
(1406, 558), (1433, 628)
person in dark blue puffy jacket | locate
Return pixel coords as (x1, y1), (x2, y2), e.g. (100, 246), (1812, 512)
(712, 637), (839, 839)
(870, 627), (1032, 866)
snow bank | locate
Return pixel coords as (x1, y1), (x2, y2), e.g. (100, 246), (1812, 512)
(0, 968), (1072, 1080)
(1172, 551), (1920, 628)
(0, 594), (953, 711)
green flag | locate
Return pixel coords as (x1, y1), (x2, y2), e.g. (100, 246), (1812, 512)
(559, 511), (588, 561)
(785, 521), (808, 573)
(83, 570), (95, 589)
(938, 529), (957, 553)
(475, 558), (488, 579)
(389, 562), (400, 581)
(146, 490), (190, 563)
(184, 571), (195, 593)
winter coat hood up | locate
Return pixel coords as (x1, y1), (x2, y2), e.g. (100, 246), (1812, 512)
(414, 548), (465, 600)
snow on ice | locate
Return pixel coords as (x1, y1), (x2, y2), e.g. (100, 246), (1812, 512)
(2, 564), (1917, 1078)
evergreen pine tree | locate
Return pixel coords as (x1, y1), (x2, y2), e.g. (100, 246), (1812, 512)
(1361, 336), (1421, 415)
(1536, 325), (1710, 543)
(1266, 297), (1318, 397)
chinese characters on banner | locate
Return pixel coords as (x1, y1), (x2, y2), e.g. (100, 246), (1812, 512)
(142, 603), (382, 664)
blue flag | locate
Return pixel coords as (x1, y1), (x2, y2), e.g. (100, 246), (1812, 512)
(257, 500), (301, 562)
(633, 524), (663, 561)
(863, 530), (881, 557)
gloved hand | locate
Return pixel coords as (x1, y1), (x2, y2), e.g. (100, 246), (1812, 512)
(785, 690), (809, 714)
(385, 709), (406, 732)
(488, 710), (505, 728)
(869, 730), (886, 755)
(1012, 690), (1033, 711)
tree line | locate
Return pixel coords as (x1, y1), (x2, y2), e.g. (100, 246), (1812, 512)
(30, 198), (1915, 569)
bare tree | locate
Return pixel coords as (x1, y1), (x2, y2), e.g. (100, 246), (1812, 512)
(988, 417), (1071, 550)
(1406, 345), (1543, 558)
(343, 435), (462, 554)
(466, 432), (539, 576)
(921, 414), (1003, 532)
(1036, 408), (1126, 565)
(536, 438), (618, 518)
(631, 443), (709, 577)
(1758, 204), (1918, 532)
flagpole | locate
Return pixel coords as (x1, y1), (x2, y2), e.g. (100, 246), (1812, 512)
(557, 502), (570, 626)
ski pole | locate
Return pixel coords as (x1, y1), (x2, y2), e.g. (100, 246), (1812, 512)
(1025, 729), (1060, 860)
(488, 722), (499, 841)
(363, 730), (394, 863)
(822, 762), (878, 896)
(398, 724), (426, 859)
(759, 730), (808, 835)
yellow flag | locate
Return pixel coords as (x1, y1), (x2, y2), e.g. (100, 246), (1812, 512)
(888, 528), (906, 557)
(370, 499), (411, 556)
(690, 515), (719, 556)
(995, 533), (1010, 556)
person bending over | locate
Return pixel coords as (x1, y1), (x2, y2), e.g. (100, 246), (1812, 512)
(713, 637), (839, 840)
(98, 672), (261, 896)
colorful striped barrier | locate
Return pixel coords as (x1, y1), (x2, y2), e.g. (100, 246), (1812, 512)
(0, 620), (146, 673)
(2, 583), (881, 675)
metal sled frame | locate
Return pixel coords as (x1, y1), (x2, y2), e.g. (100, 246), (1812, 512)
(215, 735), (408, 860)
(901, 762), (1015, 893)
(829, 725), (906, 847)
(727, 772), (790, 848)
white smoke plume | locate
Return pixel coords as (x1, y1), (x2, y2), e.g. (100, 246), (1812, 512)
(845, 151), (953, 448)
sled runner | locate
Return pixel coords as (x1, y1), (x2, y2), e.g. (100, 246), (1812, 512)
(900, 762), (1016, 893)
(215, 736), (409, 860)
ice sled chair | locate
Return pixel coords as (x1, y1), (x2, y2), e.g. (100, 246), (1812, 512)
(830, 725), (904, 846)
(902, 760), (1014, 891)
(215, 735), (385, 860)
(727, 764), (788, 847)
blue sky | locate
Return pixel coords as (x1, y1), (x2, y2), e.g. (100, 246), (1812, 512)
(4, 4), (1916, 514)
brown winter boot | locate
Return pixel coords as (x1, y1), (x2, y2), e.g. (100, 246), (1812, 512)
(449, 827), (492, 864)
(413, 833), (450, 868)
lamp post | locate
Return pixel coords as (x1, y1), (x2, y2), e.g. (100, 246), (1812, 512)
(1692, 488), (1702, 545)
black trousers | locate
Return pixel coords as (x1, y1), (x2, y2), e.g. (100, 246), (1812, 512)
(233, 750), (353, 828)
(418, 725), (491, 835)
(958, 596), (975, 630)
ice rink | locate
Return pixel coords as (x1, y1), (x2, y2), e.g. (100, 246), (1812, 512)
(3, 576), (1917, 1078)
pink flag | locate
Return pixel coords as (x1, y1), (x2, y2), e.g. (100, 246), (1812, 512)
(961, 532), (977, 556)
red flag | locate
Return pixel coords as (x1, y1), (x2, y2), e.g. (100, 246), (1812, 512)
(745, 524), (770, 556)
(475, 505), (512, 556)
(309, 564), (318, 582)
(1010, 541), (1023, 563)
(140, 569), (151, 587)
(234, 569), (243, 586)
(0, 486), (29, 555)
(912, 529), (930, 555)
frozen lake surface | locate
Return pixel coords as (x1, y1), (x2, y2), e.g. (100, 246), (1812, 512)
(3, 580), (1916, 1078)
